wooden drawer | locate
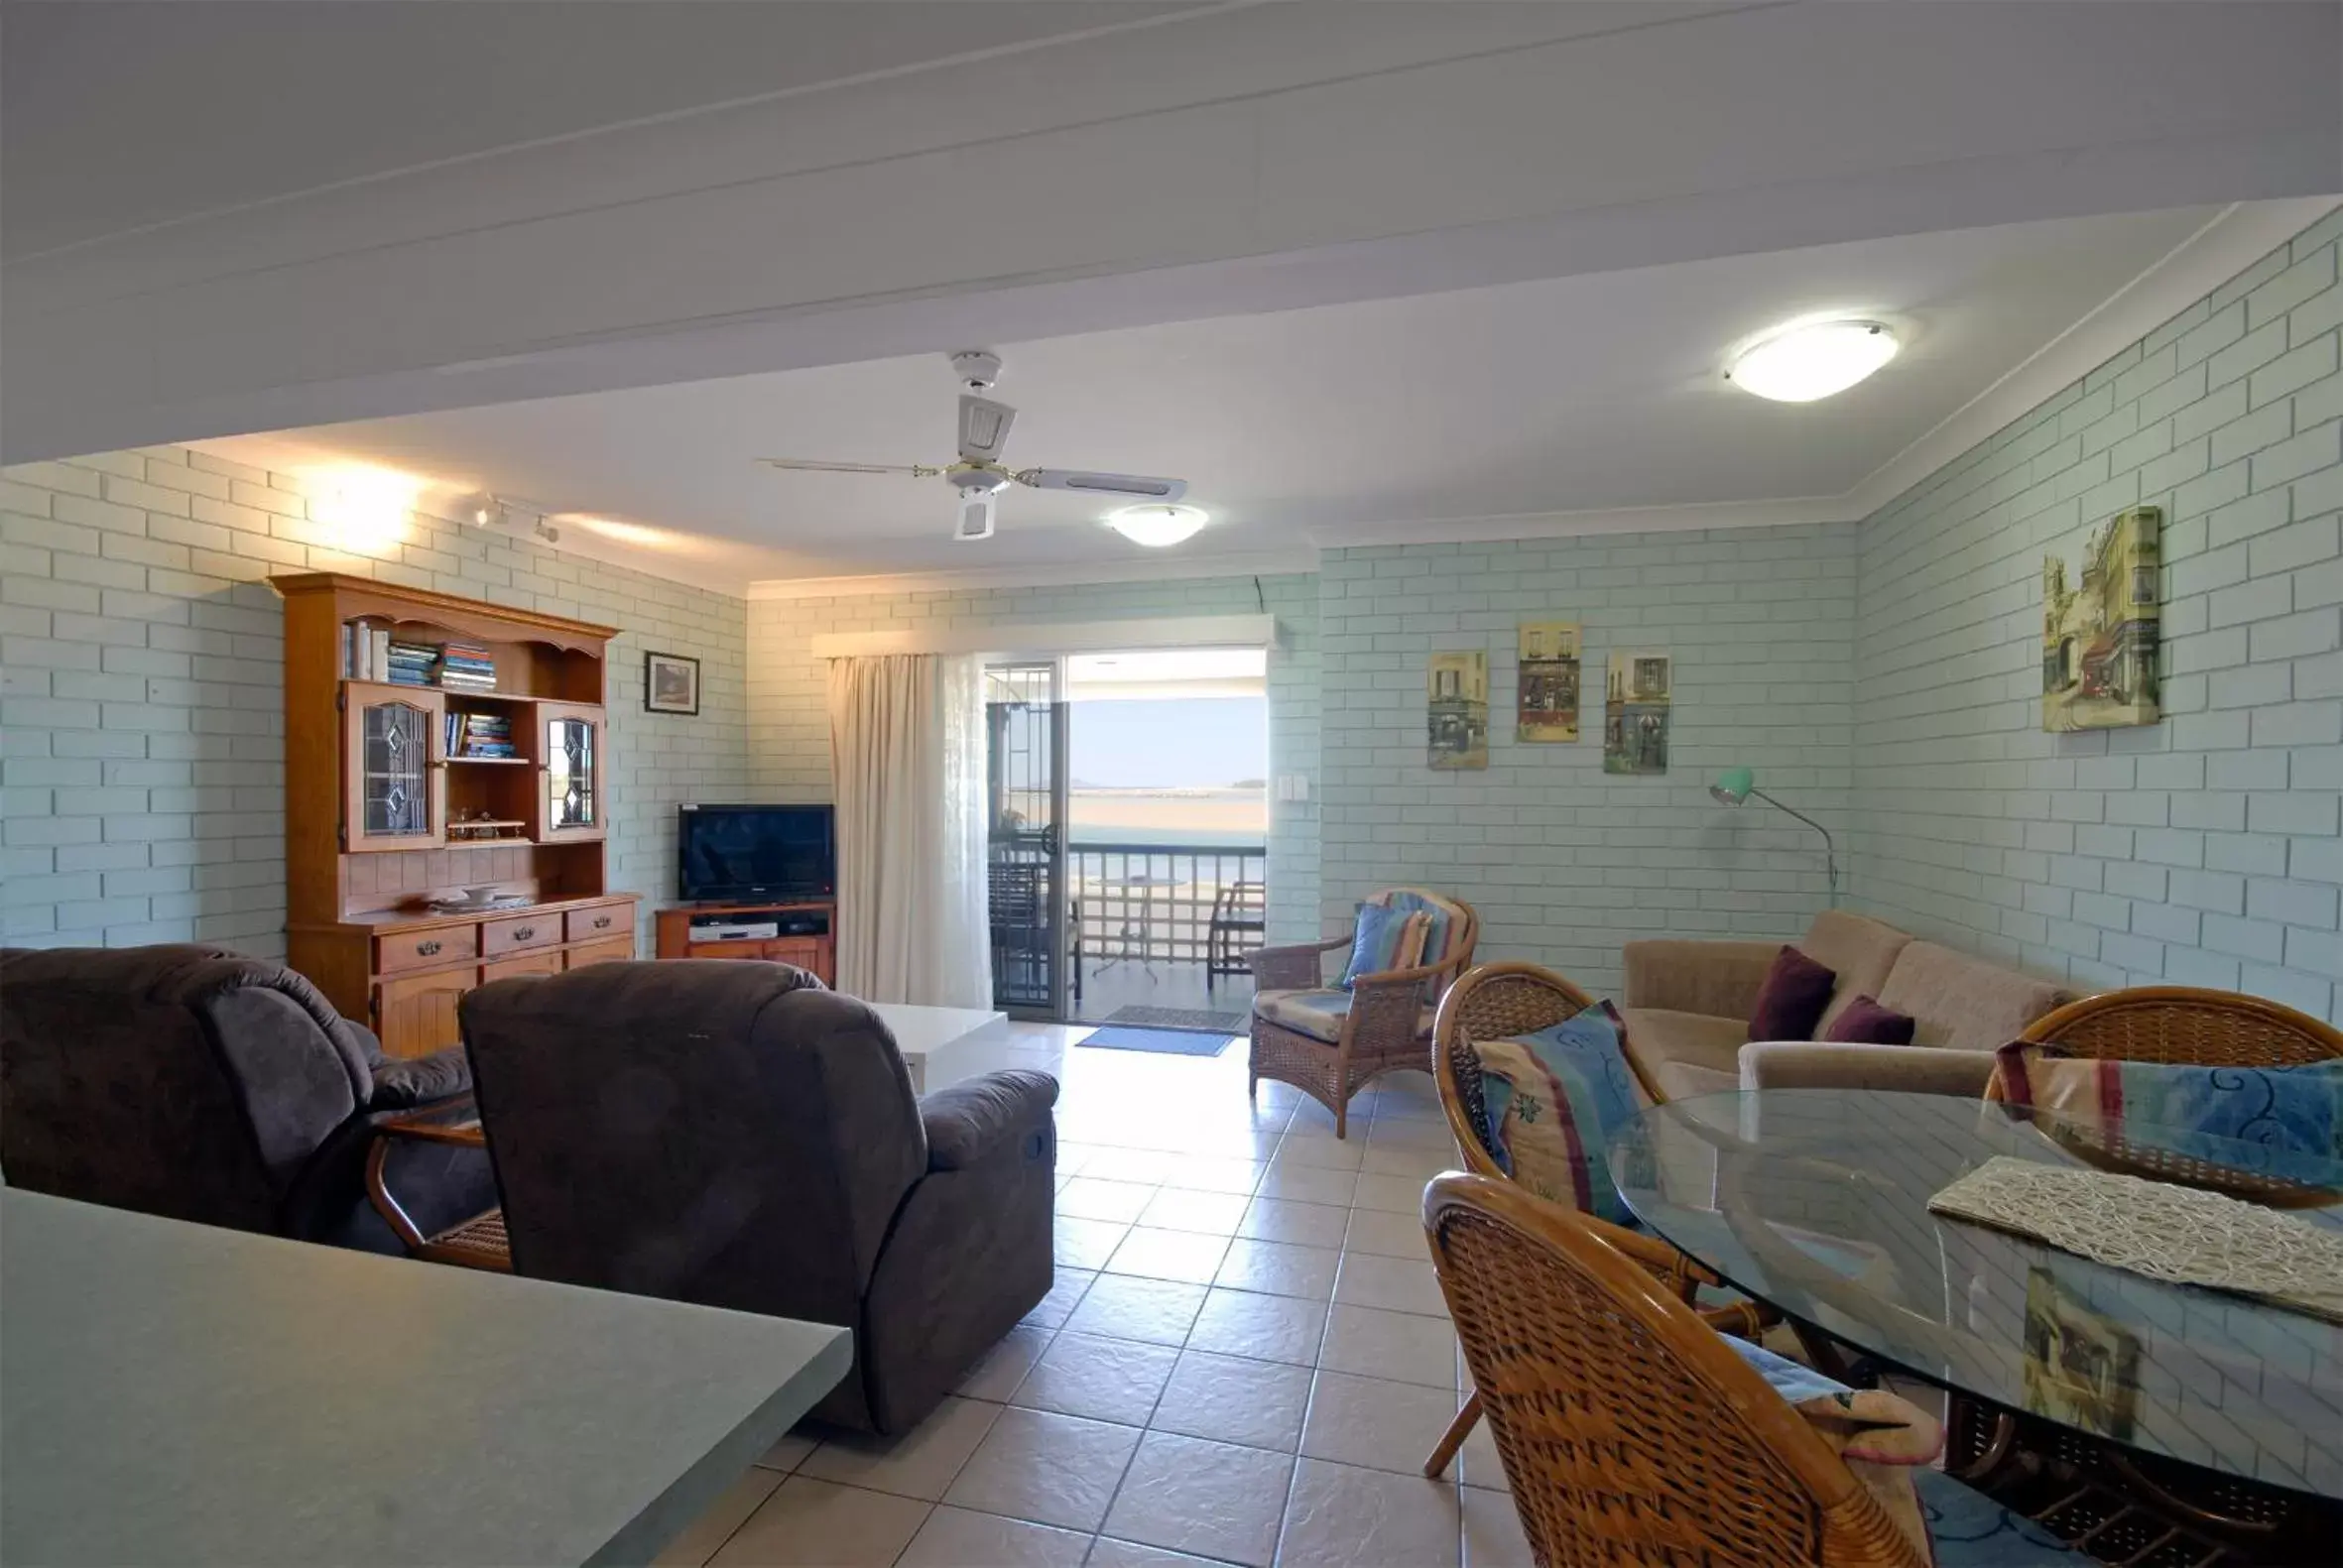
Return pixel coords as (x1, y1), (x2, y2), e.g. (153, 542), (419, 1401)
(376, 924), (477, 975)
(768, 937), (823, 969)
(565, 905), (628, 943)
(565, 936), (634, 969)
(479, 950), (563, 984)
(482, 912), (560, 957)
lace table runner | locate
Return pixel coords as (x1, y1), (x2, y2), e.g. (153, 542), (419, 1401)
(1928, 1156), (2343, 1323)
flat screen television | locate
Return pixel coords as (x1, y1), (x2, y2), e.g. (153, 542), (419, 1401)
(678, 803), (835, 902)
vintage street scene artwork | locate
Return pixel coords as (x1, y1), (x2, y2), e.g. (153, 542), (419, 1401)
(1427, 651), (1490, 770)
(1517, 620), (1582, 742)
(2043, 506), (2160, 732)
(1603, 651), (1670, 774)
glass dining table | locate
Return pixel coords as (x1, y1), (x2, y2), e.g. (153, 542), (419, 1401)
(1606, 1089), (2343, 1508)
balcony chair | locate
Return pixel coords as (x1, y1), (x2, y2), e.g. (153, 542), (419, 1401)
(1423, 1172), (2076, 1566)
(1422, 959), (1771, 1479)
(1205, 879), (1266, 995)
(457, 960), (1059, 1436)
(1248, 888), (1478, 1138)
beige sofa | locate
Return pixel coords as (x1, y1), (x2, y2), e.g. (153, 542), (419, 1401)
(1620, 910), (2071, 1101)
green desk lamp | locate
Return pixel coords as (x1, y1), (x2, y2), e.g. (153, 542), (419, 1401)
(1710, 767), (1839, 906)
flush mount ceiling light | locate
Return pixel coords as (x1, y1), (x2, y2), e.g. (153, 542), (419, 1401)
(1726, 320), (1899, 402)
(1104, 503), (1209, 547)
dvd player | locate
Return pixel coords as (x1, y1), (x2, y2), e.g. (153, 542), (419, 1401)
(689, 920), (780, 942)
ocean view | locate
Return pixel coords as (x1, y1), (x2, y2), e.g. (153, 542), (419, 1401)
(1068, 786), (1266, 847)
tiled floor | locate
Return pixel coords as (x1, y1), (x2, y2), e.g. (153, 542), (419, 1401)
(659, 1022), (1529, 1568)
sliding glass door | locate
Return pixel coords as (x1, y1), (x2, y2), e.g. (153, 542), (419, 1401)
(983, 661), (1070, 1018)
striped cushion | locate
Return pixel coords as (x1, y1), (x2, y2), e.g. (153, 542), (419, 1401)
(1374, 889), (1468, 970)
(1340, 905), (1429, 990)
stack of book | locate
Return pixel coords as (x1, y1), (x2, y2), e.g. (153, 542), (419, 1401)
(342, 621), (393, 680)
(445, 711), (516, 760)
(386, 641), (438, 687)
(435, 642), (497, 691)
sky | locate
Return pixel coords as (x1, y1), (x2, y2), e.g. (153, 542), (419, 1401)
(1069, 696), (1267, 787)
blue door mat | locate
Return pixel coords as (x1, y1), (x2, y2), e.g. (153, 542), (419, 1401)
(1076, 1025), (1235, 1056)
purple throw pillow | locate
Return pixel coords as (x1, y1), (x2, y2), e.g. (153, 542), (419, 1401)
(1748, 946), (1836, 1040)
(1824, 994), (1916, 1045)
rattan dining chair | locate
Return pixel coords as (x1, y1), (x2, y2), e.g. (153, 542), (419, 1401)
(1424, 1171), (1936, 1567)
(2018, 985), (2343, 1067)
(1422, 960), (1768, 1479)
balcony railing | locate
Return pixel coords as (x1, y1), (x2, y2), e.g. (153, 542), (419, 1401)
(1071, 842), (1265, 967)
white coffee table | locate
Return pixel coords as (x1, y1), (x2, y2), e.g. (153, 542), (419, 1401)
(871, 1003), (1016, 1095)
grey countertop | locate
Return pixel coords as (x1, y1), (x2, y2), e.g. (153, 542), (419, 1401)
(1, 1190), (851, 1567)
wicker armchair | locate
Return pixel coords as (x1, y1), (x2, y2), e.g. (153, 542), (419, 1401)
(1422, 960), (1767, 1479)
(1424, 1172), (1936, 1567)
(1247, 890), (1478, 1139)
(2018, 985), (2343, 1066)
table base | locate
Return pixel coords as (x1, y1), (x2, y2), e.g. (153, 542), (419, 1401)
(1947, 1395), (2342, 1566)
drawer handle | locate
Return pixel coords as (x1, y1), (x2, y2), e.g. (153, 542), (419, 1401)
(512, 925), (537, 941)
(592, 915), (611, 929)
(416, 939), (441, 957)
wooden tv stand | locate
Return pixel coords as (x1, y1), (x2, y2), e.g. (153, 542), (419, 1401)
(655, 900), (837, 987)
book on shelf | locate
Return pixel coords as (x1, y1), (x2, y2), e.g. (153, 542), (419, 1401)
(443, 710), (516, 758)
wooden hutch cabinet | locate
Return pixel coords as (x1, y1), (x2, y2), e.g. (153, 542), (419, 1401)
(273, 573), (638, 1058)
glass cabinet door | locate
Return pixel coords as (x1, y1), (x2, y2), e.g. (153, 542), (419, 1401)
(535, 702), (607, 841)
(342, 682), (445, 852)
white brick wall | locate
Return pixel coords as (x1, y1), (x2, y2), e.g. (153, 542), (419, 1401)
(1, 445), (747, 956)
(1854, 209), (2343, 1024)
(6, 211), (2337, 1021)
(1314, 528), (1857, 996)
(744, 575), (1321, 944)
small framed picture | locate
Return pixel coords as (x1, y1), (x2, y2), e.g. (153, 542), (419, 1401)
(644, 651), (701, 716)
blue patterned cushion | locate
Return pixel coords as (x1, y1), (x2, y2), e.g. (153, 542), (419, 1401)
(1472, 1003), (1642, 1225)
(1991, 1047), (2343, 1157)
(1725, 1342), (2076, 1563)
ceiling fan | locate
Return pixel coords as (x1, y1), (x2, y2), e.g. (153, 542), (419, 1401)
(758, 350), (1187, 542)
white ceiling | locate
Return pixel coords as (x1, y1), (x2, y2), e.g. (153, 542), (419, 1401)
(198, 202), (2233, 588)
(11, 2), (2333, 466)
(0, 2), (1182, 261)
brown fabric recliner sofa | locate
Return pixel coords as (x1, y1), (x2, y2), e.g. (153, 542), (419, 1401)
(457, 960), (1057, 1437)
(1621, 910), (2072, 1101)
(0, 944), (488, 1251)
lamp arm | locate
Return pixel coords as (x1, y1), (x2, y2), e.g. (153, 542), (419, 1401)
(1751, 788), (1839, 906)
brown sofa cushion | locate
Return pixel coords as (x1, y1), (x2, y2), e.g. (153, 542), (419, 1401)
(1619, 1007), (1751, 1104)
(1797, 911), (1912, 1036)
(1877, 943), (2067, 1051)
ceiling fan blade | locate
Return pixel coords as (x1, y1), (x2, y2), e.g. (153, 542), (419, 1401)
(953, 490), (997, 542)
(759, 457), (940, 477)
(1017, 468), (1187, 502)
(957, 396), (1018, 462)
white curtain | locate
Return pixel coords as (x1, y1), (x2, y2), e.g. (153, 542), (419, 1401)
(826, 652), (992, 1008)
